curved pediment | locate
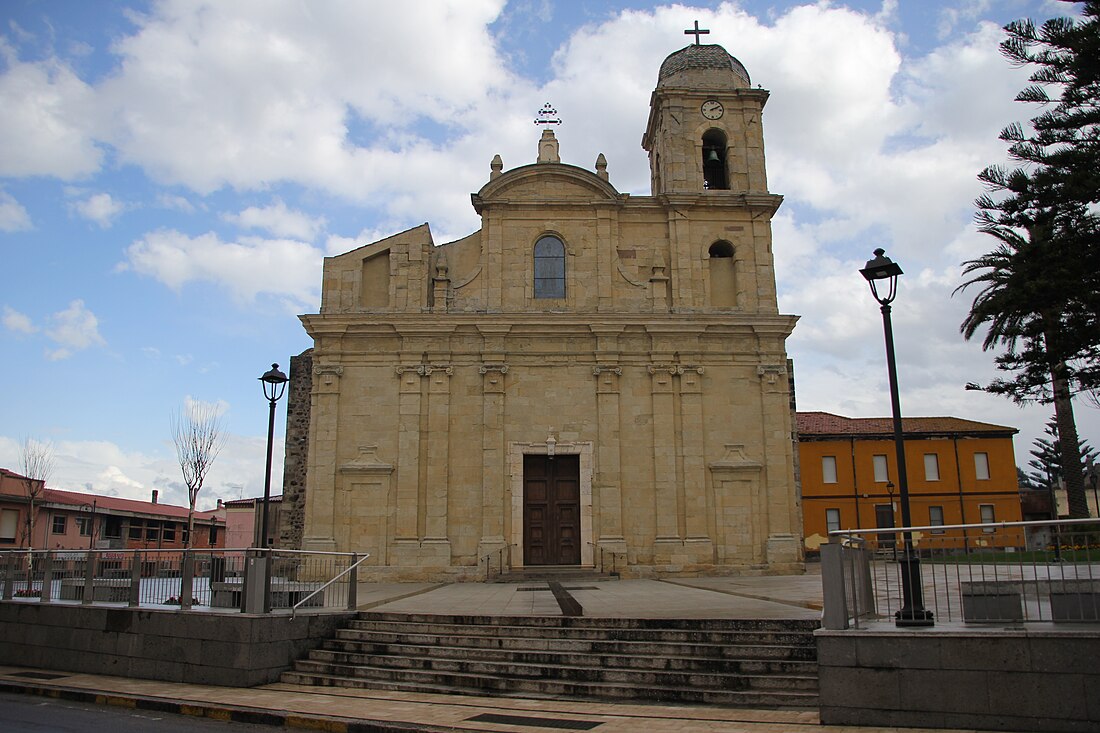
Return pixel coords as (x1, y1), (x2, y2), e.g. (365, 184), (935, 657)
(472, 163), (622, 212)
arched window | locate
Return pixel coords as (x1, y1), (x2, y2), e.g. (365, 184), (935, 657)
(533, 236), (566, 299)
(709, 241), (734, 258)
(708, 240), (737, 307)
(702, 129), (729, 190)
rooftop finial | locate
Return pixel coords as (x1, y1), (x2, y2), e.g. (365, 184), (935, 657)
(684, 20), (710, 45)
(534, 102), (561, 127)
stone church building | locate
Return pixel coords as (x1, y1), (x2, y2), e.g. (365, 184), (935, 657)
(281, 40), (803, 580)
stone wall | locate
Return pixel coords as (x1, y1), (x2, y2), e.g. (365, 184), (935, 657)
(279, 349), (312, 549)
(0, 601), (351, 687)
(817, 627), (1100, 732)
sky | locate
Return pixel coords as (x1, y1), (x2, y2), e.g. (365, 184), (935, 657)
(1, 0), (1096, 511)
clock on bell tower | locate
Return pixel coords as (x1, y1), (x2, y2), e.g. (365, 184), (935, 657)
(641, 42), (771, 196)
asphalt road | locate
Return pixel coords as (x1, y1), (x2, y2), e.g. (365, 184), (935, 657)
(0, 691), (277, 732)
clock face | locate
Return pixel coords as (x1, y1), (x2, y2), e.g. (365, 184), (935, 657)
(701, 100), (724, 120)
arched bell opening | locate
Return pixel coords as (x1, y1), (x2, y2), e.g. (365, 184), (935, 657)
(702, 129), (729, 190)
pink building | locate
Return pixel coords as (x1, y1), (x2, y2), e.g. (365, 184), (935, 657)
(223, 496), (282, 548)
(0, 468), (226, 551)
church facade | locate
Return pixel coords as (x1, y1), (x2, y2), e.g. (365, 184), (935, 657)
(288, 41), (803, 580)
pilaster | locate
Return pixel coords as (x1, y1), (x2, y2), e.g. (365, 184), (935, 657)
(478, 363), (509, 557)
(424, 364), (453, 561)
(301, 362), (343, 553)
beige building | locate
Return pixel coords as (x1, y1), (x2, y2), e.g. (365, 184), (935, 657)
(290, 41), (803, 579)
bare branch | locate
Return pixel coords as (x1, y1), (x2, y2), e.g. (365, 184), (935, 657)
(171, 402), (226, 548)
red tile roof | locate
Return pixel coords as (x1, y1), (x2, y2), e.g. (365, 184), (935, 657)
(38, 487), (222, 521)
(222, 496), (282, 508)
(796, 411), (1017, 438)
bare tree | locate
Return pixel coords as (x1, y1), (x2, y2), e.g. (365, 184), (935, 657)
(19, 438), (53, 590)
(172, 403), (225, 549)
(19, 438), (54, 548)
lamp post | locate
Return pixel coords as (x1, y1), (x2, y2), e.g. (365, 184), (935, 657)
(259, 363), (289, 548)
(885, 481), (898, 561)
(860, 248), (933, 627)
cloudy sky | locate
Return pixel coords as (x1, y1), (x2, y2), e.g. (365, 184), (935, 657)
(1, 0), (1095, 511)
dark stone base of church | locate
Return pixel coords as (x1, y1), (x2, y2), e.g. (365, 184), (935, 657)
(816, 626), (1100, 731)
(0, 601), (353, 686)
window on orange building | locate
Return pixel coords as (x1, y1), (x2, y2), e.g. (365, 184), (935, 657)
(974, 452), (990, 481)
(924, 453), (940, 481)
(980, 504), (995, 532)
(929, 506), (945, 534)
(822, 456), (838, 484)
(52, 515), (66, 534)
(873, 454), (889, 483)
(826, 508), (841, 533)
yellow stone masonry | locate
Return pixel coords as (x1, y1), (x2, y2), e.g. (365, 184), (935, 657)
(296, 43), (803, 580)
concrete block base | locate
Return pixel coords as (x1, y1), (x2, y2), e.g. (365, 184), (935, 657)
(817, 625), (1100, 732)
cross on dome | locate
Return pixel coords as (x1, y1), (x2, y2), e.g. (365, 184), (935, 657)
(684, 20), (710, 44)
(534, 102), (562, 126)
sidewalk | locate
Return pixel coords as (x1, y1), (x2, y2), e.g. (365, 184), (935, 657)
(0, 570), (998, 732)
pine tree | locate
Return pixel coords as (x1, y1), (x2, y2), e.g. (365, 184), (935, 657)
(958, 1), (1100, 518)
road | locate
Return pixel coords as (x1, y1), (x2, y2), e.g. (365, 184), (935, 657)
(0, 691), (276, 732)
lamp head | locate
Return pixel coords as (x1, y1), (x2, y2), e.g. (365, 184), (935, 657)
(260, 363), (289, 402)
(860, 248), (903, 305)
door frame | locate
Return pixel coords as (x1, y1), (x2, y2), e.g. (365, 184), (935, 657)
(509, 440), (593, 568)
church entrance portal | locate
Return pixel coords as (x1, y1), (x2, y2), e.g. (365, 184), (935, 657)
(522, 454), (581, 565)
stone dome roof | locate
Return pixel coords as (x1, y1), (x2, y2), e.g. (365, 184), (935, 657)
(657, 44), (751, 89)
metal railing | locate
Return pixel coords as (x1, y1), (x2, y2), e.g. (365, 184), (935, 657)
(0, 547), (366, 614)
(821, 518), (1100, 629)
(480, 544), (512, 581)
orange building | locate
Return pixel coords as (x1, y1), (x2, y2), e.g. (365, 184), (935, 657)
(798, 412), (1022, 553)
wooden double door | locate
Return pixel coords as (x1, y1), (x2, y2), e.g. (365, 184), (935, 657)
(523, 454), (580, 566)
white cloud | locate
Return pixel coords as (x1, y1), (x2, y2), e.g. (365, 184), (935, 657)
(157, 194), (196, 213)
(0, 190), (32, 231)
(182, 395), (230, 420)
(120, 229), (323, 310)
(73, 192), (125, 227)
(223, 199), (326, 241)
(44, 299), (106, 360)
(0, 44), (102, 178)
(2, 305), (36, 334)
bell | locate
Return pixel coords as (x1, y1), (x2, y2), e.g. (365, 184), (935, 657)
(706, 149), (721, 163)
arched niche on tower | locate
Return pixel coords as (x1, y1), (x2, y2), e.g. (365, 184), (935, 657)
(708, 240), (737, 307)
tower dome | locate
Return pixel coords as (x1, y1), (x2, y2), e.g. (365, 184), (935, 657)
(657, 44), (751, 89)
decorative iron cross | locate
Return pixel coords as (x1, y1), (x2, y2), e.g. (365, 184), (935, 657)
(534, 102), (562, 126)
(684, 20), (710, 44)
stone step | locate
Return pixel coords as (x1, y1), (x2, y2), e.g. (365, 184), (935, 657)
(340, 624), (815, 648)
(330, 632), (817, 660)
(358, 611), (820, 632)
(292, 656), (817, 692)
(283, 612), (820, 708)
(280, 668), (819, 708)
(491, 566), (618, 582)
(313, 644), (817, 677)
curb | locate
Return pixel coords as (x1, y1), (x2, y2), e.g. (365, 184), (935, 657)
(0, 680), (455, 733)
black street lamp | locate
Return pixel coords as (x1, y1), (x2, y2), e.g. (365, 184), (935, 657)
(259, 363), (289, 548)
(860, 248), (934, 627)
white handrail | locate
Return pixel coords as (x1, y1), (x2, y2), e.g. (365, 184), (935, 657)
(290, 553), (370, 618)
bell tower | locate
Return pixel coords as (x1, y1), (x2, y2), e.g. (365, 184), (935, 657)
(642, 38), (770, 196)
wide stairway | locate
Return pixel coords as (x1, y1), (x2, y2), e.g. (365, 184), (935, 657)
(281, 612), (820, 708)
